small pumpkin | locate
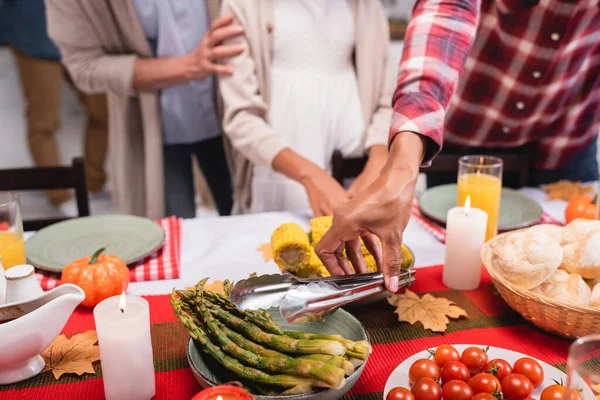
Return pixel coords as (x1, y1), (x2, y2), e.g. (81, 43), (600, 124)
(565, 194), (598, 224)
(62, 247), (130, 307)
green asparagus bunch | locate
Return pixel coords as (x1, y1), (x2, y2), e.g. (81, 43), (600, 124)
(171, 278), (372, 396)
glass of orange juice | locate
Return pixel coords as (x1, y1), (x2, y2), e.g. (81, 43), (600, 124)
(0, 192), (26, 270)
(457, 156), (503, 241)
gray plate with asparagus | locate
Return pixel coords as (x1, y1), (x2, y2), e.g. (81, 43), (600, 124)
(172, 279), (371, 399)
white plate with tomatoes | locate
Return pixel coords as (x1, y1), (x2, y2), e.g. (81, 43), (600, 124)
(384, 344), (594, 400)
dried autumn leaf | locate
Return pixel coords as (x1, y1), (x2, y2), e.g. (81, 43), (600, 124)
(42, 330), (100, 380)
(388, 289), (468, 332)
(257, 243), (273, 262)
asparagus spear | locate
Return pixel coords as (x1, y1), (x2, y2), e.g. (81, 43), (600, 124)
(299, 354), (355, 376)
(171, 291), (320, 388)
(203, 291), (285, 335)
(196, 295), (345, 388)
(206, 302), (346, 356)
(285, 331), (371, 360)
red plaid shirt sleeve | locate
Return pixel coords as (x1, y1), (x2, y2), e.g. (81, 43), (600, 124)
(390, 0), (480, 165)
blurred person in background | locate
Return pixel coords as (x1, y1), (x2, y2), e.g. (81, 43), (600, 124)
(0, 0), (108, 214)
(45, 0), (243, 218)
(218, 0), (393, 216)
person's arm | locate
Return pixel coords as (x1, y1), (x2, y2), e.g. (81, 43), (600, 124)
(46, 0), (137, 95)
(218, 0), (348, 216)
(390, 0), (480, 163)
(46, 0), (243, 95)
(316, 0), (480, 291)
(133, 15), (244, 92)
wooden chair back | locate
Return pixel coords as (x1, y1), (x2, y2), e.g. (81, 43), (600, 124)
(0, 158), (90, 231)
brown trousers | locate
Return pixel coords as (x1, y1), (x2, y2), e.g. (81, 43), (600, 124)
(11, 47), (108, 206)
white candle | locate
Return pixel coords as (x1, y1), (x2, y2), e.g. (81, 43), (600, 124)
(94, 292), (155, 400)
(443, 196), (488, 291)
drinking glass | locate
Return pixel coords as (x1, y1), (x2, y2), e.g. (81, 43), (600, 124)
(457, 155), (503, 241)
(0, 192), (26, 270)
(566, 334), (600, 399)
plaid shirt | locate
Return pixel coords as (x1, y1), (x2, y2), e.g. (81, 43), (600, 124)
(391, 0), (600, 169)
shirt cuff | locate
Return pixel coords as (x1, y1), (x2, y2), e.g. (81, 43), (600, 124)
(389, 92), (445, 166)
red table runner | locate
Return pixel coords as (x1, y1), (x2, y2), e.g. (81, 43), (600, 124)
(1, 265), (572, 400)
(35, 217), (182, 290)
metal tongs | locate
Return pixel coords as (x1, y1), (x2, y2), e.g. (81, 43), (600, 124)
(229, 270), (415, 323)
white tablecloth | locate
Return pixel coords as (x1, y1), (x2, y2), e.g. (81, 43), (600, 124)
(126, 186), (584, 295)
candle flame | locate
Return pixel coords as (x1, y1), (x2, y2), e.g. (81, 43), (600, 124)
(119, 291), (126, 313)
(216, 396), (223, 400)
(464, 195), (471, 216)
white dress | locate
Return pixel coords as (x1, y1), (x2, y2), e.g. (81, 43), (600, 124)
(250, 0), (365, 213)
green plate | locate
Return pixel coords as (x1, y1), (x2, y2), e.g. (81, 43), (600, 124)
(26, 215), (165, 273)
(418, 184), (543, 231)
(187, 308), (369, 400)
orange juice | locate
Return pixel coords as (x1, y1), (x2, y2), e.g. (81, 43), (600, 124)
(0, 231), (26, 270)
(457, 173), (502, 241)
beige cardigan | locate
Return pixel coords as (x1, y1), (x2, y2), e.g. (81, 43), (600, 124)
(219, 0), (395, 212)
(46, 0), (223, 219)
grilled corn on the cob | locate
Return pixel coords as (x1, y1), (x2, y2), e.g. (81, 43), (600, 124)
(310, 216), (373, 255)
(271, 223), (311, 272)
(295, 249), (331, 278)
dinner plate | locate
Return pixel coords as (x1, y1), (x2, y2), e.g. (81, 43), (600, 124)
(26, 215), (165, 273)
(187, 308), (369, 400)
(383, 344), (594, 399)
(419, 184), (543, 231)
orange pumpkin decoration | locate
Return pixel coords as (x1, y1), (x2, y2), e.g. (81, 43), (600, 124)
(61, 247), (130, 307)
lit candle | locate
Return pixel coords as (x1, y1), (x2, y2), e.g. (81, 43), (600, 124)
(443, 196), (488, 291)
(191, 385), (254, 400)
(93, 292), (155, 400)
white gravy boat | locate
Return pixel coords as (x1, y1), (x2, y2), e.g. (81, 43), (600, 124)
(0, 284), (85, 384)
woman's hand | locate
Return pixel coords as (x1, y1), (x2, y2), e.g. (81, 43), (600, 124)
(301, 164), (349, 217)
(184, 14), (245, 79)
(347, 145), (388, 199)
(272, 148), (349, 217)
(315, 132), (426, 292)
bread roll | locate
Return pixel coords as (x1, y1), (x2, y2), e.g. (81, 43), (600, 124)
(561, 227), (600, 279)
(490, 231), (562, 289)
(531, 269), (591, 306)
(527, 224), (563, 242)
(561, 218), (600, 245)
(591, 283), (600, 307)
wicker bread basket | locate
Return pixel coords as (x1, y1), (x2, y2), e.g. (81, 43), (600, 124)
(481, 232), (600, 339)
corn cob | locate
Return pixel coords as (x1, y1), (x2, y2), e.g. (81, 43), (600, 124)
(271, 223), (311, 272)
(363, 254), (378, 273)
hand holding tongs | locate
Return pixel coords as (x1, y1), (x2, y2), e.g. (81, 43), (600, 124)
(229, 270), (415, 323)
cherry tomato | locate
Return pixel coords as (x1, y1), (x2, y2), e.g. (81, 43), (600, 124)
(483, 358), (512, 381)
(512, 357), (544, 388)
(501, 373), (534, 400)
(386, 387), (416, 400)
(442, 380), (474, 400)
(431, 344), (460, 368)
(473, 394), (498, 400)
(461, 346), (489, 375)
(469, 373), (502, 395)
(411, 377), (442, 400)
(408, 359), (440, 385)
(540, 384), (584, 400)
(441, 361), (471, 384)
